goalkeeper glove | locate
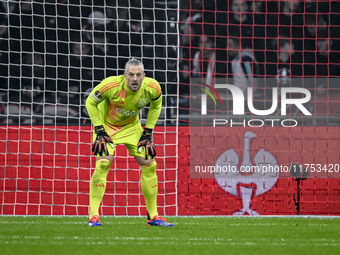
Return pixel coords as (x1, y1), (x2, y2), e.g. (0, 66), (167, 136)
(92, 125), (114, 157)
(138, 128), (156, 160)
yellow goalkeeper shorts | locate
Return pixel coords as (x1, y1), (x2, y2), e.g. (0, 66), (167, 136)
(92, 122), (145, 158)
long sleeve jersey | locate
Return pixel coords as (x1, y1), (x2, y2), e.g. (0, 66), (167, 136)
(86, 75), (162, 134)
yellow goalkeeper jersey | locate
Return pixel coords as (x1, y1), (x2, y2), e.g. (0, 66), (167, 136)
(86, 75), (162, 138)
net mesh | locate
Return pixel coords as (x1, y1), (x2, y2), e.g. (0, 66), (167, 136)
(178, 0), (340, 124)
(177, 0), (340, 215)
(0, 0), (179, 215)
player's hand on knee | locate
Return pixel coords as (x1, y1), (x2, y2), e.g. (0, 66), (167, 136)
(138, 128), (156, 160)
(92, 125), (114, 156)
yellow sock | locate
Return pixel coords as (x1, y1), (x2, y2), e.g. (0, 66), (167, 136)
(89, 159), (111, 219)
(141, 161), (158, 220)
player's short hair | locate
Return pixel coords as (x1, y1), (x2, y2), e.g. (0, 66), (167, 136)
(124, 58), (145, 73)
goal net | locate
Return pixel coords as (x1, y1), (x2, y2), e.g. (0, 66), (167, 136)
(0, 0), (179, 215)
(1, 0), (340, 217)
(177, 0), (340, 215)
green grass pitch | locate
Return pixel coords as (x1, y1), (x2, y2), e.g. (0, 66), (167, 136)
(1, 216), (339, 255)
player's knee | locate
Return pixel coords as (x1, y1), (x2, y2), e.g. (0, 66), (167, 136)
(135, 156), (155, 167)
(96, 159), (112, 172)
(141, 160), (157, 172)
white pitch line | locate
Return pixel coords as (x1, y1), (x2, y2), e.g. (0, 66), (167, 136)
(1, 240), (339, 247)
(0, 236), (338, 244)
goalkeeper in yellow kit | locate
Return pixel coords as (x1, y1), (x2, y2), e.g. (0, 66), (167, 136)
(86, 58), (174, 227)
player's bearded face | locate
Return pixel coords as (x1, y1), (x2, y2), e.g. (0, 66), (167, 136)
(125, 65), (145, 92)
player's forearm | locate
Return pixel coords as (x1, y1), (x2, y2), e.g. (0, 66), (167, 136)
(145, 97), (162, 129)
(85, 97), (103, 126)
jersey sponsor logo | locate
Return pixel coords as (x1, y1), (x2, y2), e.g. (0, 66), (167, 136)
(116, 107), (137, 117)
(214, 131), (279, 215)
(92, 91), (102, 102)
(118, 100), (124, 105)
(138, 98), (147, 108)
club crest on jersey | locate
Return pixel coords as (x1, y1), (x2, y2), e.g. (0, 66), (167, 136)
(92, 91), (102, 102)
(138, 98), (147, 108)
